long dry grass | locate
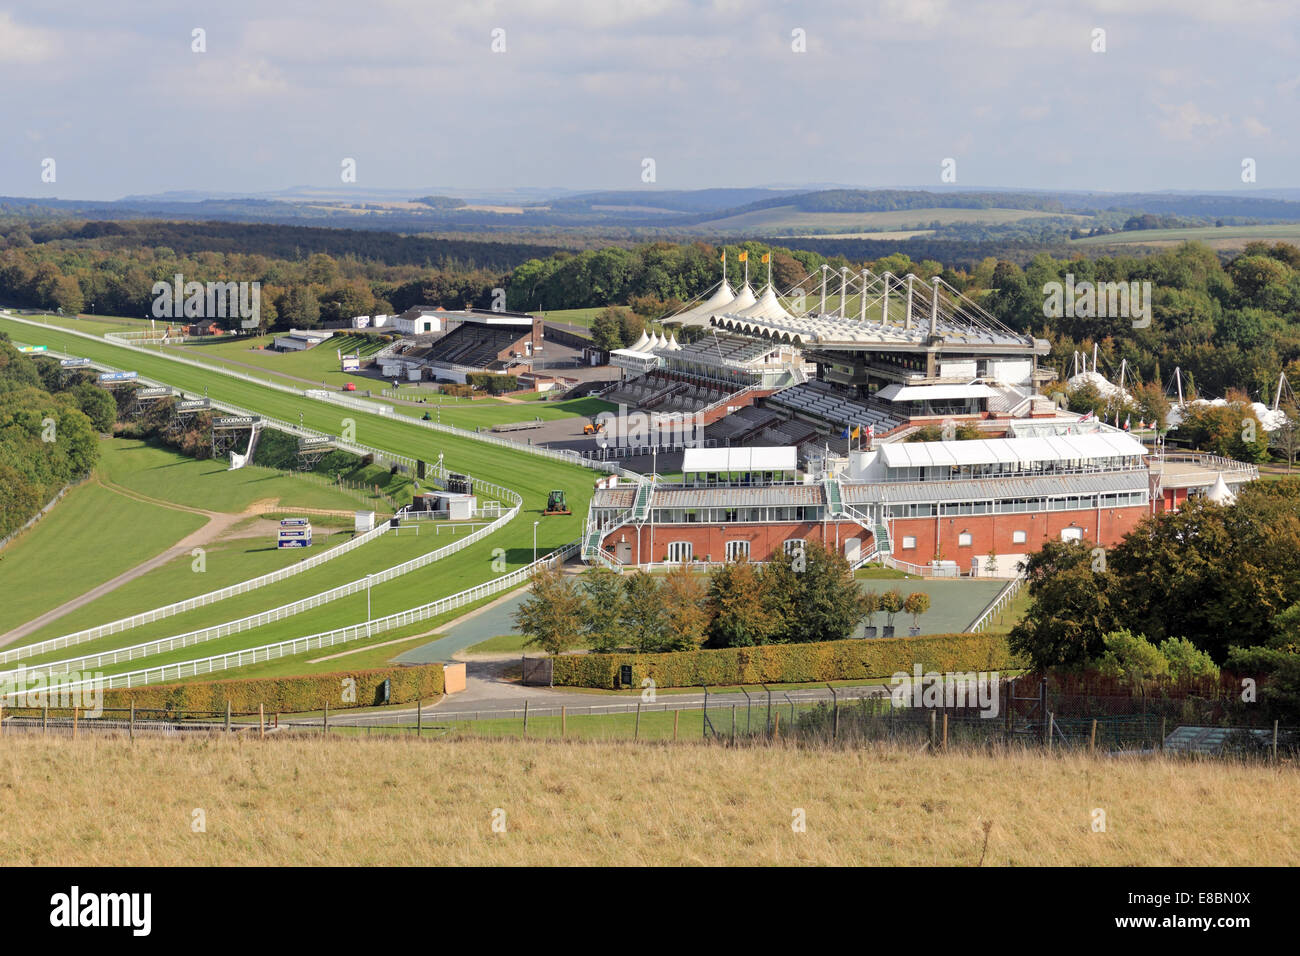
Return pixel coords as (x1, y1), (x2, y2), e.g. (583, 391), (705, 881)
(1, 735), (1296, 866)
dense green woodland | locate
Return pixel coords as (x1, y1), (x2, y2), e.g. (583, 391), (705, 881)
(0, 337), (108, 539)
(1011, 483), (1300, 719)
(3, 216), (1300, 424)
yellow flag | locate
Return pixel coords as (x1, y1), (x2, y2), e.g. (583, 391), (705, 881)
(738, 251), (748, 262)
(761, 253), (770, 263)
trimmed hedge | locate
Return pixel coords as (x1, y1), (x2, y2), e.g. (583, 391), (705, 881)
(552, 633), (1024, 689)
(99, 664), (444, 714)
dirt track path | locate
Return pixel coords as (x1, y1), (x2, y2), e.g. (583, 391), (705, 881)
(0, 482), (350, 649)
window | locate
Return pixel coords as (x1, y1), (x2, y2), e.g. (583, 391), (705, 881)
(958, 532), (973, 547)
(666, 541), (693, 564)
(724, 540), (750, 561)
(1012, 530), (1027, 545)
(783, 538), (805, 556)
(1061, 526), (1084, 543)
(901, 535), (917, 550)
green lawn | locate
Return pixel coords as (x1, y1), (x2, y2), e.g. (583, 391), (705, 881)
(389, 395), (615, 430)
(98, 438), (375, 513)
(0, 315), (610, 679)
(464, 633), (532, 654)
(168, 332), (391, 389)
(0, 481), (205, 636)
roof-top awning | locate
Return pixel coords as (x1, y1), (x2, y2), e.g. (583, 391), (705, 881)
(875, 383), (998, 402)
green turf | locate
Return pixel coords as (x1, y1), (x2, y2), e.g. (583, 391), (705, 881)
(0, 314), (612, 679)
(0, 481), (205, 636)
(98, 438), (378, 513)
(463, 633), (532, 654)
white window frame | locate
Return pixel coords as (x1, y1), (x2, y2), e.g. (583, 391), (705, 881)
(666, 541), (693, 564)
(901, 535), (917, 550)
(958, 532), (973, 547)
(1061, 526), (1084, 542)
(783, 538), (805, 556)
(1012, 530), (1027, 545)
(724, 540), (750, 561)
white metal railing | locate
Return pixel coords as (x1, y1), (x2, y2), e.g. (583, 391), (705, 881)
(5, 483), (523, 679)
(0, 516), (393, 665)
(1154, 452), (1260, 478)
(6, 543), (580, 700)
(967, 574), (1026, 633)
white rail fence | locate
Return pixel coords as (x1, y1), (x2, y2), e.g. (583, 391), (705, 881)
(967, 574), (1026, 633)
(6, 313), (641, 483)
(3, 484), (524, 679)
(5, 543), (579, 700)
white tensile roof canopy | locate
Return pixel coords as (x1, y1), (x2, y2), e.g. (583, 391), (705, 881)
(878, 432), (1149, 470)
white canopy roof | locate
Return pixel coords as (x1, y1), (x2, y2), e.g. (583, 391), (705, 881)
(630, 330), (650, 351)
(1207, 473), (1236, 504)
(668, 281), (737, 325)
(682, 446), (797, 474)
(735, 284), (794, 322)
(879, 432), (1149, 470)
(723, 283), (757, 314)
(876, 383), (998, 402)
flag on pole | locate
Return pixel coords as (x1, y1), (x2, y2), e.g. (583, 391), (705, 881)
(761, 253), (770, 263)
(1124, 415), (1131, 431)
(851, 425), (861, 440)
(738, 251), (748, 262)
(866, 424), (875, 440)
(1079, 410), (1094, 422)
(840, 426), (850, 440)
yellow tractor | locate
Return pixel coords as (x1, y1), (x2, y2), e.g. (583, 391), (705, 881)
(543, 490), (571, 516)
(582, 420), (605, 435)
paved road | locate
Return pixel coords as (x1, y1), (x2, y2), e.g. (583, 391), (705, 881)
(298, 662), (893, 728)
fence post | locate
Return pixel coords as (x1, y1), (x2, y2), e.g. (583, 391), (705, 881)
(929, 709), (936, 750)
(416, 699), (422, 738)
(129, 701), (135, 741)
(1273, 720), (1279, 764)
(1047, 712), (1055, 752)
(323, 700), (329, 736)
(522, 700), (529, 737)
(672, 708), (678, 742)
(765, 685), (772, 736)
(1159, 716), (1166, 752)
(1089, 719), (1097, 753)
(634, 701), (642, 741)
(828, 684), (839, 741)
(259, 704), (265, 739)
(73, 706), (79, 740)
(43, 704), (48, 736)
(942, 712), (949, 751)
(561, 705), (566, 739)
(703, 686), (708, 738)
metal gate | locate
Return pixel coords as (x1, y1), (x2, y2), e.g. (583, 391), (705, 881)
(521, 657), (553, 686)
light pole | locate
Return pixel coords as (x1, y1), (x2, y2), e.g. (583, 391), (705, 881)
(533, 520), (539, 564)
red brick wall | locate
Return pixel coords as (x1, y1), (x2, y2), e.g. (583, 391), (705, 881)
(887, 504), (1148, 562)
(602, 520), (871, 564)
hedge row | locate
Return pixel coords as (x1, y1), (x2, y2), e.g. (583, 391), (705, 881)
(551, 634), (1024, 689)
(97, 664), (445, 714)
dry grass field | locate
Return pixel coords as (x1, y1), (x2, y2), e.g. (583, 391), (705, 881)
(2, 736), (1296, 866)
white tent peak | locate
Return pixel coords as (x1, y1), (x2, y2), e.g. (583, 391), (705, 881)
(1207, 473), (1236, 505)
(631, 330), (650, 351)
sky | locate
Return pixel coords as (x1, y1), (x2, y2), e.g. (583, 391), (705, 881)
(2, 0), (1298, 200)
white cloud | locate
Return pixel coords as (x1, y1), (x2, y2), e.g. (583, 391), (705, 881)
(0, 11), (58, 63)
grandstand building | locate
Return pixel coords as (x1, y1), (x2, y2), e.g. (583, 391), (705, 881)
(409, 309), (543, 382)
(580, 260), (1260, 575)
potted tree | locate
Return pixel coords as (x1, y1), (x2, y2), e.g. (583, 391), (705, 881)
(880, 588), (904, 638)
(862, 590), (880, 638)
(904, 591), (931, 637)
